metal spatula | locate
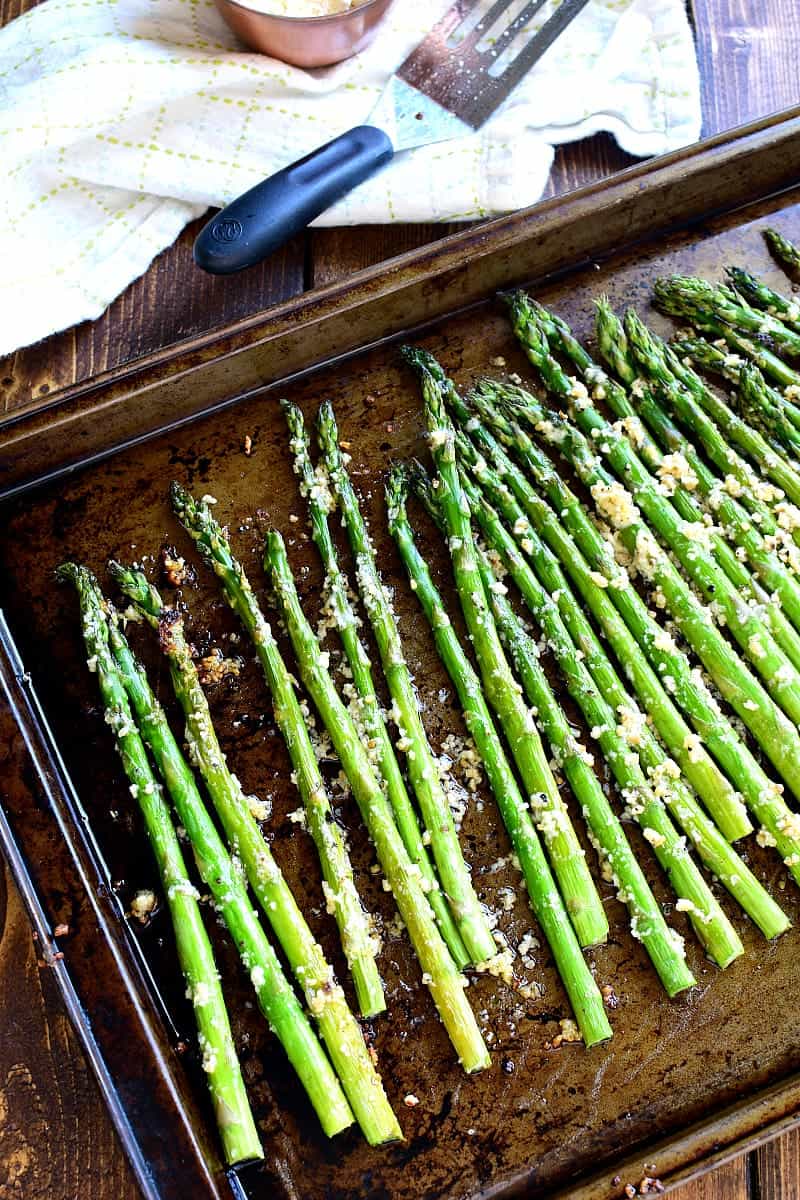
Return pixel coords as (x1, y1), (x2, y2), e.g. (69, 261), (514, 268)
(194, 0), (590, 274)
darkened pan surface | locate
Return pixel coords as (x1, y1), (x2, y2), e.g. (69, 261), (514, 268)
(3, 127), (800, 1200)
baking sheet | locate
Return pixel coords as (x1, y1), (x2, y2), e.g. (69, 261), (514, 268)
(3, 180), (800, 1199)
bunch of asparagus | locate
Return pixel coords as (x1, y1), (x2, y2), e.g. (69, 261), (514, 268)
(381, 240), (800, 1002)
(58, 224), (800, 1160)
(60, 565), (401, 1153)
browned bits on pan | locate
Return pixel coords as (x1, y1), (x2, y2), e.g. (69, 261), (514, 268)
(602, 984), (619, 1009)
(624, 1185), (636, 1199)
(243, 434), (253, 456)
(364, 394), (376, 408)
(53, 923), (70, 938)
(161, 546), (195, 588)
(197, 647), (241, 686)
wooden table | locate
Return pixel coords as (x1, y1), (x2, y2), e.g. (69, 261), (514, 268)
(1, 1), (800, 1196)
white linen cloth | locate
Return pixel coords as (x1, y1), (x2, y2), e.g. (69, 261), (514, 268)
(0, 0), (701, 356)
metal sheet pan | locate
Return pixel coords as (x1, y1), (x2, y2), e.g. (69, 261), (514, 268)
(3, 108), (800, 1200)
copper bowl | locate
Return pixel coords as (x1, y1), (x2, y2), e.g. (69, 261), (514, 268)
(214, 0), (394, 68)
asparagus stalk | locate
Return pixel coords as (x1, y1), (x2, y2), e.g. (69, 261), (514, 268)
(106, 601), (398, 1145)
(737, 362), (800, 458)
(485, 376), (800, 799)
(281, 400), (469, 970)
(594, 302), (800, 542)
(451, 475), (789, 941)
(682, 335), (800, 435)
(628, 312), (800, 506)
(634, 325), (800, 569)
(725, 266), (800, 333)
(386, 472), (615, 1038)
(455, 384), (751, 843)
(652, 286), (800, 501)
(470, 539), (724, 974)
(674, 324), (800, 393)
(765, 228), (800, 274)
(454, 392), (800, 872)
(424, 467), (719, 975)
(507, 293), (800, 721)
(625, 328), (800, 561)
(469, 529), (742, 968)
(107, 562), (400, 1144)
(58, 564), (264, 1162)
(406, 347), (608, 949)
(654, 274), (800, 359)
(539, 300), (800, 665)
(529, 298), (666, 467)
(592, 303), (800, 626)
(262, 529), (490, 1073)
(167, 487), (384, 1020)
(316, 401), (496, 966)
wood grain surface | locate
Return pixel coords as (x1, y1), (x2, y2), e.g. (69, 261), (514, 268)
(1, 1), (800, 1198)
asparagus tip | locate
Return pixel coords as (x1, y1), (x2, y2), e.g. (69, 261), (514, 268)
(55, 561), (82, 587)
(384, 462), (410, 532)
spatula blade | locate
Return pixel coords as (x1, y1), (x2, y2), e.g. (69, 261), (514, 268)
(370, 0), (591, 141)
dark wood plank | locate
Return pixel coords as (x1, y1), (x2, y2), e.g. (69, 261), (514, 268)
(670, 1158), (751, 1200)
(0, 861), (139, 1200)
(693, 0), (800, 133)
(0, 219), (305, 418)
(755, 1133), (800, 1200)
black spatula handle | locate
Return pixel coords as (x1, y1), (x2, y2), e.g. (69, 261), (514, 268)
(193, 125), (394, 275)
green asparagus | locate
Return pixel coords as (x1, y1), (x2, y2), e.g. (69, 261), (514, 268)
(407, 465), (711, 979)
(680, 334), (800, 436)
(597, 306), (793, 512)
(450, 474), (789, 942)
(624, 327), (800, 560)
(537, 299), (800, 669)
(654, 274), (800, 359)
(507, 292), (800, 722)
(458, 383), (751, 843)
(406, 346), (608, 949)
(737, 361), (800, 458)
(472, 538), (729, 972)
(262, 528), (491, 1073)
(281, 399), (469, 970)
(386, 470), (615, 1039)
(59, 564), (263, 1162)
(652, 287), (800, 501)
(455, 387), (800, 871)
(107, 560), (399, 1143)
(765, 228), (800, 274)
(167, 485), (384, 1020)
(317, 401), (496, 966)
(726, 266), (800, 333)
(674, 325), (800, 393)
(442, 467), (752, 965)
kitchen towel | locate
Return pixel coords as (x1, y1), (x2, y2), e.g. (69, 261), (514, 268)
(0, 0), (701, 356)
